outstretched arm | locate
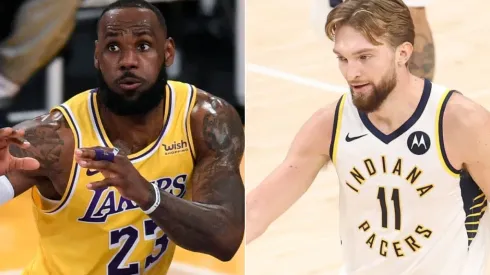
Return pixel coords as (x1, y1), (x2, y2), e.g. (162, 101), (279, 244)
(246, 100), (338, 244)
(408, 7), (435, 81)
(139, 91), (244, 261)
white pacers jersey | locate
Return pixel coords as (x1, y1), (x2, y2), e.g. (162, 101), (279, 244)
(331, 79), (490, 275)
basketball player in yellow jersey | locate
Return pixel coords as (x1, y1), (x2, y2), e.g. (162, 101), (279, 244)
(0, 0), (244, 274)
(247, 0), (490, 274)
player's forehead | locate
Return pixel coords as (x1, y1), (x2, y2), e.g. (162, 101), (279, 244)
(332, 25), (381, 55)
(98, 8), (160, 37)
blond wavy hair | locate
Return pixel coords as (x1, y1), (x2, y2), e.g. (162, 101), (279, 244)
(325, 0), (415, 48)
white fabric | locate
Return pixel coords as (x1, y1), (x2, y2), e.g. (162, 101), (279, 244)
(142, 183), (161, 215)
(0, 175), (14, 206)
(334, 83), (488, 275)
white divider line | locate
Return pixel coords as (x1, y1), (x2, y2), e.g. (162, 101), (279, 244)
(247, 63), (490, 100)
(247, 63), (348, 94)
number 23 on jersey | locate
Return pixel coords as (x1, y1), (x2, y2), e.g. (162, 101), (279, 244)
(108, 219), (169, 274)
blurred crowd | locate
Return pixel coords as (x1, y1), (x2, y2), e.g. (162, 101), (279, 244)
(0, 0), (243, 126)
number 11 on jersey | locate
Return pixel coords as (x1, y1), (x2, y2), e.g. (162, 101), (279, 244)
(377, 187), (401, 230)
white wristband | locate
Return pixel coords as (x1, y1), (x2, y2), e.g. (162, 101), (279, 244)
(142, 183), (161, 215)
(0, 175), (14, 206)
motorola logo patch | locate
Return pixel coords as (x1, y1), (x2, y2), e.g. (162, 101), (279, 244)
(407, 131), (431, 155)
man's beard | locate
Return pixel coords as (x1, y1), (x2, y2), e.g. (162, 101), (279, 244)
(96, 64), (168, 116)
(351, 66), (397, 113)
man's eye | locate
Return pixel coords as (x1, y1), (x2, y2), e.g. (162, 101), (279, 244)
(138, 43), (150, 51)
(108, 44), (120, 52)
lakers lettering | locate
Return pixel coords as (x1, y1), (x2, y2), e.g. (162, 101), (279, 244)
(358, 220), (433, 257)
(79, 174), (188, 223)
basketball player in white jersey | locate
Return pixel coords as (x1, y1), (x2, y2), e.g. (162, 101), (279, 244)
(246, 0), (490, 274)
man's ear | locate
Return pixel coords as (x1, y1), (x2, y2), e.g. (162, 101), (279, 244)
(396, 41), (413, 67)
(164, 37), (176, 67)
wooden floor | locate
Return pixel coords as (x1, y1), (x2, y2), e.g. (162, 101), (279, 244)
(245, 0), (490, 274)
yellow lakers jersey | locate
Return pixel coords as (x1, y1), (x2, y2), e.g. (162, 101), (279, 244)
(23, 80), (197, 275)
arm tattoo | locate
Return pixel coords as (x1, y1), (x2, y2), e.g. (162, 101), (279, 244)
(202, 105), (244, 157)
(142, 91), (245, 261)
(9, 112), (70, 179)
(409, 33), (435, 81)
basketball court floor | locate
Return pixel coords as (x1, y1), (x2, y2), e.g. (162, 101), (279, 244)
(245, 0), (490, 274)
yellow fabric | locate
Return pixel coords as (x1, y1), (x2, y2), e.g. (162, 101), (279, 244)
(23, 80), (197, 275)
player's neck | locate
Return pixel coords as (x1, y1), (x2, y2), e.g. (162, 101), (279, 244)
(367, 74), (424, 134)
(98, 100), (165, 153)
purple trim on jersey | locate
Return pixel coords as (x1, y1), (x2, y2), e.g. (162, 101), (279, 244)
(329, 94), (344, 158)
(46, 104), (80, 214)
(185, 84), (196, 161)
(89, 89), (110, 148)
(438, 90), (461, 175)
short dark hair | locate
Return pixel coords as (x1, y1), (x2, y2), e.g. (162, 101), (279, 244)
(96, 0), (167, 35)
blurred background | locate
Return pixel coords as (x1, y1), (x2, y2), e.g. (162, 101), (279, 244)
(0, 0), (244, 126)
(0, 0), (244, 274)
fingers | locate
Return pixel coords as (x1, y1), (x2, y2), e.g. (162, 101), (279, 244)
(0, 128), (25, 139)
(87, 179), (114, 190)
(74, 147), (119, 162)
(0, 128), (30, 148)
(77, 158), (118, 173)
(74, 148), (97, 160)
(9, 129), (26, 140)
(9, 156), (40, 171)
(8, 137), (29, 148)
(0, 127), (14, 138)
(74, 147), (125, 176)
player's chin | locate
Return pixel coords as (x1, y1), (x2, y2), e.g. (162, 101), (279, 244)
(353, 96), (378, 113)
(352, 90), (371, 102)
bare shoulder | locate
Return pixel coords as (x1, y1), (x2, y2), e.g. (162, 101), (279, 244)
(304, 98), (339, 134)
(442, 91), (490, 166)
(190, 89), (244, 164)
(9, 110), (75, 180)
(443, 91), (490, 134)
(288, 96), (342, 159)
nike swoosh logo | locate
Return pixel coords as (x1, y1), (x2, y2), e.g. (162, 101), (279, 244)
(345, 133), (367, 142)
(86, 169), (100, 176)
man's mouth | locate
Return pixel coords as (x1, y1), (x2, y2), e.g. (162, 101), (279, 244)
(118, 77), (142, 90)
